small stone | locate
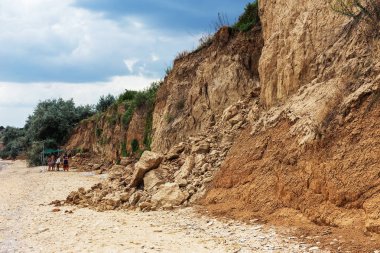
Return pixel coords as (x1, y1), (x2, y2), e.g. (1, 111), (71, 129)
(308, 246), (319, 252)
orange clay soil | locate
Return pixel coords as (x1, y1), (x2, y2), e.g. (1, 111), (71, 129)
(202, 94), (380, 252)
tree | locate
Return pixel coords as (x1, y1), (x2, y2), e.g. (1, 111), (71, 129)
(0, 127), (26, 159)
(96, 94), (115, 112)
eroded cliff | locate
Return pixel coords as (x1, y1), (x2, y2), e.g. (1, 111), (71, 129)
(204, 0), (380, 239)
(65, 102), (148, 165)
(151, 27), (263, 153)
(63, 1), (380, 247)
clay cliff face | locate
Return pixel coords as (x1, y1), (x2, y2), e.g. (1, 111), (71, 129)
(66, 104), (147, 162)
(151, 27), (263, 153)
(258, 0), (346, 106)
(204, 0), (380, 237)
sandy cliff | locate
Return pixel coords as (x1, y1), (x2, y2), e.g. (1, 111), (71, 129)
(64, 0), (380, 243)
(204, 0), (380, 236)
(66, 103), (148, 163)
(151, 27), (263, 153)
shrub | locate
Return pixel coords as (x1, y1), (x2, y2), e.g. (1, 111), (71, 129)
(121, 141), (128, 157)
(96, 94), (115, 112)
(131, 139), (139, 153)
(233, 1), (260, 32)
(118, 90), (138, 103)
(122, 82), (161, 129)
(0, 137), (26, 159)
(107, 115), (117, 126)
(95, 128), (103, 138)
(143, 110), (153, 150)
(19, 98), (93, 165)
(27, 139), (57, 166)
(122, 105), (134, 126)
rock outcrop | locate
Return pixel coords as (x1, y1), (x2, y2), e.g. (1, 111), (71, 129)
(203, 0), (380, 235)
(151, 27), (263, 153)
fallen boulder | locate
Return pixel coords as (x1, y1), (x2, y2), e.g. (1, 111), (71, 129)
(174, 155), (195, 182)
(151, 183), (189, 208)
(144, 169), (164, 190)
(129, 151), (163, 188)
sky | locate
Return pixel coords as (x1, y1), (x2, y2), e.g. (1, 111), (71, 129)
(0, 0), (252, 127)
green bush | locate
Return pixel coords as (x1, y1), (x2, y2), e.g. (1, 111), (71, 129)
(143, 110), (153, 150)
(122, 82), (161, 129)
(96, 94), (115, 112)
(95, 128), (103, 138)
(107, 115), (118, 126)
(122, 105), (134, 126)
(131, 139), (139, 153)
(118, 90), (138, 103)
(0, 135), (27, 159)
(27, 139), (57, 166)
(24, 98), (93, 165)
(121, 141), (128, 157)
(233, 1), (260, 32)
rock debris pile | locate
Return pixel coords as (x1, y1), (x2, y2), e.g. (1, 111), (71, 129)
(64, 98), (257, 211)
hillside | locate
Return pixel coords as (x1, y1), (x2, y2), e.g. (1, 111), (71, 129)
(62, 0), (380, 251)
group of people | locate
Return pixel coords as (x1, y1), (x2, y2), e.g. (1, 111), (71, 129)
(47, 154), (69, 171)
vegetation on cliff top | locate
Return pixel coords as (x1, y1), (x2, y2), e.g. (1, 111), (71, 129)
(233, 1), (260, 32)
(191, 1), (260, 54)
(96, 94), (116, 112)
(0, 99), (94, 164)
(119, 81), (161, 151)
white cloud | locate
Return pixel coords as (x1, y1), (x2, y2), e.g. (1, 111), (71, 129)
(151, 54), (160, 62)
(0, 75), (157, 127)
(0, 0), (203, 127)
(124, 59), (138, 73)
(0, 0), (201, 80)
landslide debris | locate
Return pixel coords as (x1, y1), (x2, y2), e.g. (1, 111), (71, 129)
(65, 97), (258, 212)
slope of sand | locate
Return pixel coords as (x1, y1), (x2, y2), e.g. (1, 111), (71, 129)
(0, 160), (322, 253)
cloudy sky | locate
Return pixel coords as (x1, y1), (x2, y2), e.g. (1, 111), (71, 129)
(0, 0), (251, 127)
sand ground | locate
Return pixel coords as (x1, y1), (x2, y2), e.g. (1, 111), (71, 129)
(0, 160), (324, 253)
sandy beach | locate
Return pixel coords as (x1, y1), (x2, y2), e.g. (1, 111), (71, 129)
(0, 160), (323, 253)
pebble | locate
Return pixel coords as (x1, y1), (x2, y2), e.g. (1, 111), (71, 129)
(35, 228), (49, 234)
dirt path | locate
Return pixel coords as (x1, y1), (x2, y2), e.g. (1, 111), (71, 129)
(0, 160), (324, 253)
